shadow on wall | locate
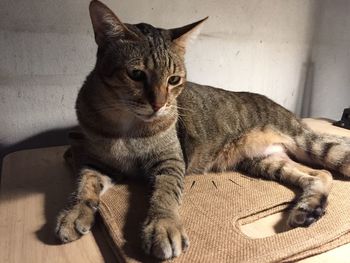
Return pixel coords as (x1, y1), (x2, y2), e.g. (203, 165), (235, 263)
(294, 2), (320, 118)
(0, 126), (77, 179)
(297, 58), (315, 118)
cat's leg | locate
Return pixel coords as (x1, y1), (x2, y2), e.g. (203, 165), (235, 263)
(238, 153), (333, 227)
(142, 153), (188, 260)
(56, 167), (112, 242)
(291, 129), (350, 177)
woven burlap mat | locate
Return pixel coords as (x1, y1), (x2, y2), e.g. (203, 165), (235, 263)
(99, 171), (350, 263)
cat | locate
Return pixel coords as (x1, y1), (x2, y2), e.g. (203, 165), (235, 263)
(56, 0), (350, 260)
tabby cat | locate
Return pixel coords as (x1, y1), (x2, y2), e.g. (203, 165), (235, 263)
(56, 0), (350, 260)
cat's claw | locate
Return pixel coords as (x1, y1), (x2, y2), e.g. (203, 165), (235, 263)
(142, 216), (189, 260)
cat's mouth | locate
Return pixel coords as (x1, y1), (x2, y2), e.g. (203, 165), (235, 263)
(135, 108), (168, 122)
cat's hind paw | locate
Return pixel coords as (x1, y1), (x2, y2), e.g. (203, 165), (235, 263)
(287, 194), (327, 228)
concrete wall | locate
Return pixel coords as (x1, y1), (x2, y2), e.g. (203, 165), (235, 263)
(305, 0), (350, 120)
(0, 0), (317, 160)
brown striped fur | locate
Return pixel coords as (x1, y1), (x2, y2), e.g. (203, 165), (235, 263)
(56, 1), (350, 260)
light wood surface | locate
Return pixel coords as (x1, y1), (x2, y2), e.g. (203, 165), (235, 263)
(1, 118), (350, 262)
(0, 146), (115, 263)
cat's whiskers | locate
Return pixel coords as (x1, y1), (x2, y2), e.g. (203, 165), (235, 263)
(170, 105), (193, 112)
(166, 108), (186, 127)
(169, 105), (190, 118)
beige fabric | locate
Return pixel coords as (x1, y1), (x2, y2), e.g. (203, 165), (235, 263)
(98, 119), (350, 262)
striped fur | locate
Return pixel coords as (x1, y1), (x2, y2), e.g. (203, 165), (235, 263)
(56, 1), (350, 260)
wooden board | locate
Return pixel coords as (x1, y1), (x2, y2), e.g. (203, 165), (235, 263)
(0, 146), (115, 263)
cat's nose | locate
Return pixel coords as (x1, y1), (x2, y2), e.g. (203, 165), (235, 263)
(151, 103), (163, 112)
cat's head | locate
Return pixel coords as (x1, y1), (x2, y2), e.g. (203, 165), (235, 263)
(89, 0), (207, 122)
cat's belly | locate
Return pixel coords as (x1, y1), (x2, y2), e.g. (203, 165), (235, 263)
(185, 128), (293, 174)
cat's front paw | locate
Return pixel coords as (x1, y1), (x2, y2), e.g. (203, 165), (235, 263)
(142, 216), (189, 260)
(55, 200), (98, 243)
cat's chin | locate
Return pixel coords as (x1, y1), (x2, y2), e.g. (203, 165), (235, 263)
(135, 113), (162, 123)
(135, 112), (167, 123)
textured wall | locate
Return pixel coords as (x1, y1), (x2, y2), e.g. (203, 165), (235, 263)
(0, 0), (317, 160)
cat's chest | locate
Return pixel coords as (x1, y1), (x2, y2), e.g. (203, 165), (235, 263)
(107, 137), (156, 158)
(91, 137), (155, 164)
(84, 138), (151, 174)
(86, 128), (177, 172)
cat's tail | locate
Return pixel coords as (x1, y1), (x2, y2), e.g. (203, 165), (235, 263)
(290, 126), (350, 176)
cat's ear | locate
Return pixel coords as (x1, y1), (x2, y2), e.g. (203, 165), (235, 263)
(89, 0), (139, 45)
(170, 17), (208, 50)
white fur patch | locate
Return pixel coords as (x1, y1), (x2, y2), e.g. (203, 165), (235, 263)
(100, 175), (114, 196)
(263, 145), (285, 156)
(309, 178), (326, 194)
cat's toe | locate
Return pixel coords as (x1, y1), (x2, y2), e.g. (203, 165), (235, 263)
(56, 223), (81, 243)
(55, 210), (81, 243)
(75, 219), (92, 235)
(142, 216), (189, 260)
(288, 194), (327, 228)
(74, 211), (95, 235)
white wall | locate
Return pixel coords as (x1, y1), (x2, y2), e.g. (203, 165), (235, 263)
(0, 0), (317, 158)
(306, 0), (350, 120)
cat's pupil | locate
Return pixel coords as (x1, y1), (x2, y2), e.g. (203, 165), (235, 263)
(128, 69), (146, 82)
(168, 76), (181, 85)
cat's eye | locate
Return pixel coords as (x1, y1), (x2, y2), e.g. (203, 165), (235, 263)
(168, 76), (181, 86)
(127, 69), (146, 82)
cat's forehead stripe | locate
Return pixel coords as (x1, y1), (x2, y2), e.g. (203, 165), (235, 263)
(135, 23), (174, 74)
